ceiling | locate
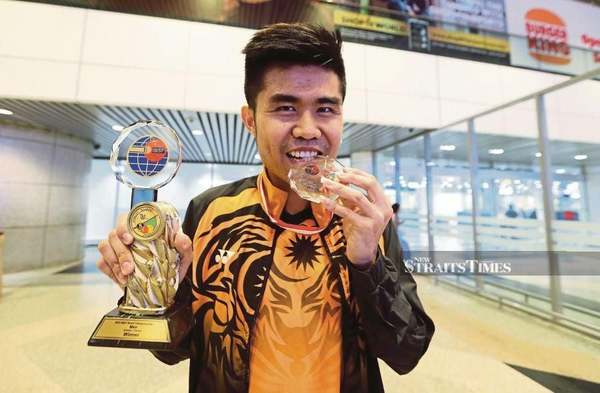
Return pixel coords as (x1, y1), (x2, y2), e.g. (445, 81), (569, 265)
(0, 98), (415, 164)
(3, 98), (597, 168)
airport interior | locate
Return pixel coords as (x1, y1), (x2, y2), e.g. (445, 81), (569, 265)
(1, 0), (600, 392)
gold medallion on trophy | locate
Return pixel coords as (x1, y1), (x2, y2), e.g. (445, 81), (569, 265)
(119, 201), (180, 316)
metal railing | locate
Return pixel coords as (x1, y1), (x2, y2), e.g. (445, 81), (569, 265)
(435, 275), (600, 339)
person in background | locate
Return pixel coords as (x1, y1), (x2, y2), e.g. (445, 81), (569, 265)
(505, 203), (518, 218)
(392, 202), (411, 262)
(392, 202), (401, 226)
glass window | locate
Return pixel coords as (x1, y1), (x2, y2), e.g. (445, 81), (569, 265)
(428, 125), (474, 252)
(474, 101), (546, 252)
(375, 147), (396, 204)
(396, 137), (428, 252)
(546, 81), (600, 322)
(474, 100), (550, 301)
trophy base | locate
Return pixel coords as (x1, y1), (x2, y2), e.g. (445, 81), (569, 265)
(88, 304), (189, 350)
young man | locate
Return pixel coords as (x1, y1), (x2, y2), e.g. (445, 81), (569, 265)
(97, 23), (434, 393)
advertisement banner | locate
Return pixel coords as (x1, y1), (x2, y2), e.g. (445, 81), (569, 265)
(334, 9), (409, 48)
(505, 0), (600, 74)
(334, 1), (510, 64)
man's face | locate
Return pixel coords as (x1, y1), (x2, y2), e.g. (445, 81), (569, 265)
(241, 65), (344, 190)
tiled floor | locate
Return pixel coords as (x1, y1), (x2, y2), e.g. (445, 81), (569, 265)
(1, 248), (599, 393)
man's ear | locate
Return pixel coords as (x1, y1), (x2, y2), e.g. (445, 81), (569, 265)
(241, 105), (256, 137)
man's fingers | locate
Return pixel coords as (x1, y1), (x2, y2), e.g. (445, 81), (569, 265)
(108, 230), (134, 282)
(100, 213), (191, 286)
(96, 256), (123, 287)
(98, 239), (122, 283)
(96, 256), (114, 280)
(336, 169), (394, 221)
(97, 239), (128, 285)
(97, 239), (117, 265)
(174, 233), (193, 278)
(322, 198), (363, 223)
(322, 178), (374, 216)
(115, 213), (134, 245)
(337, 169), (387, 206)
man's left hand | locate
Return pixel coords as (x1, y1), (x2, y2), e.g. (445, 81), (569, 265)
(321, 168), (393, 268)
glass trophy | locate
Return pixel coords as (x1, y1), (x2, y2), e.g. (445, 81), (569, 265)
(88, 120), (189, 350)
(288, 156), (344, 203)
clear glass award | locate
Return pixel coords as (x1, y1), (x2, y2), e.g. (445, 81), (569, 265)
(288, 156), (344, 203)
(89, 120), (189, 350)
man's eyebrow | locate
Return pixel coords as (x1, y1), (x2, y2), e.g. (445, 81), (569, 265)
(317, 97), (341, 105)
(268, 94), (341, 105)
(269, 94), (299, 103)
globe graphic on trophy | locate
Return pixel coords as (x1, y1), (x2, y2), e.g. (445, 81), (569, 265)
(110, 121), (182, 190)
(127, 136), (169, 177)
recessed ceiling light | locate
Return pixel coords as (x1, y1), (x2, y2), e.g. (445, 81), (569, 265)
(555, 168), (566, 174)
(535, 152), (542, 158)
(0, 108), (13, 115)
(191, 129), (203, 136)
(574, 154), (588, 161)
(488, 148), (504, 155)
(440, 144), (456, 151)
(112, 125), (124, 132)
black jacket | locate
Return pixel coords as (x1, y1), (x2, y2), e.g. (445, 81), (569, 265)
(152, 175), (434, 392)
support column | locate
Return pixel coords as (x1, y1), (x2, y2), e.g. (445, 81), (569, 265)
(394, 144), (401, 205)
(424, 134), (435, 255)
(536, 95), (562, 315)
(467, 119), (483, 291)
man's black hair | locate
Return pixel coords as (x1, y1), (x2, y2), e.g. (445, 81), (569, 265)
(242, 23), (346, 110)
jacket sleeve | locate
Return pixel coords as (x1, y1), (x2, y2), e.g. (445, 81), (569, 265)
(348, 221), (435, 375)
(150, 201), (197, 365)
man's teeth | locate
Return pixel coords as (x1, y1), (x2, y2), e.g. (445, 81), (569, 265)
(288, 151), (319, 159)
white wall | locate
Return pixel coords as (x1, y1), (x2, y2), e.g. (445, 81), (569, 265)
(84, 159), (120, 245)
(85, 160), (261, 244)
(0, 123), (93, 272)
(2, 0), (599, 143)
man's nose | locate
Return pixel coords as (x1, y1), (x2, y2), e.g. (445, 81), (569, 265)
(292, 112), (321, 139)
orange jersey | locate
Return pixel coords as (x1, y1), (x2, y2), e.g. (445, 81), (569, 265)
(153, 170), (435, 393)
(248, 209), (342, 393)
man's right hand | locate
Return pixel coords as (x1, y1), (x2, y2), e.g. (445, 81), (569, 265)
(96, 213), (193, 287)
